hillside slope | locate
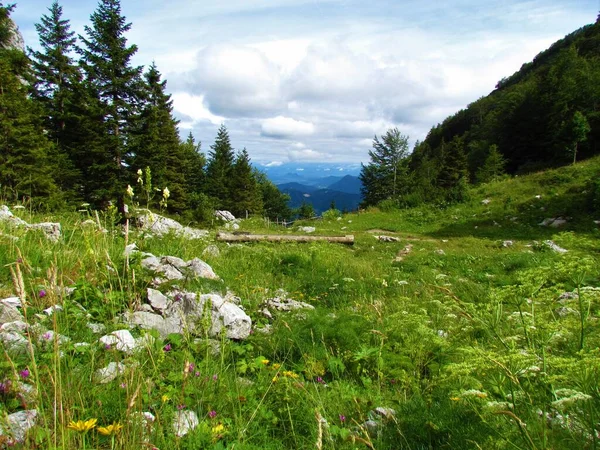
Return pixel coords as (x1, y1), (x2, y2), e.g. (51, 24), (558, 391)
(411, 19), (600, 180)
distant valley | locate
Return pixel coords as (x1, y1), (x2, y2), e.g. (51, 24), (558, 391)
(258, 162), (363, 213)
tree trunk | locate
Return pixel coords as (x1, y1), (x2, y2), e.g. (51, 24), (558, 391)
(216, 232), (354, 245)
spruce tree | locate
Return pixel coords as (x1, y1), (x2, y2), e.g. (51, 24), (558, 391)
(130, 63), (187, 212)
(29, 1), (82, 200)
(0, 4), (57, 205)
(230, 148), (262, 217)
(79, 0), (143, 204)
(181, 132), (206, 196)
(205, 124), (235, 209)
(359, 128), (410, 207)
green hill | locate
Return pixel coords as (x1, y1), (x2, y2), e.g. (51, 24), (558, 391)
(414, 20), (600, 176)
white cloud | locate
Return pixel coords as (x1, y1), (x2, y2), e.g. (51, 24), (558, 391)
(264, 161), (284, 167)
(288, 149), (330, 161)
(171, 93), (224, 125)
(261, 116), (315, 138)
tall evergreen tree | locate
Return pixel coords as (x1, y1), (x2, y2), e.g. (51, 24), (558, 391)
(130, 63), (186, 212)
(230, 148), (262, 217)
(181, 132), (206, 196)
(205, 124), (235, 209)
(359, 128), (410, 207)
(0, 4), (57, 204)
(254, 170), (292, 221)
(29, 1), (82, 200)
(79, 0), (143, 204)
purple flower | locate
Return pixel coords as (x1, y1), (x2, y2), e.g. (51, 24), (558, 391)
(104, 343), (111, 350)
(316, 377), (325, 384)
(120, 383), (126, 389)
(174, 293), (183, 302)
(0, 381), (10, 394)
(39, 290), (47, 298)
(208, 410), (217, 419)
(42, 331), (52, 340)
(212, 374), (218, 381)
(194, 371), (201, 377)
(163, 344), (172, 352)
(339, 414), (346, 423)
(177, 404), (186, 410)
(19, 369), (30, 379)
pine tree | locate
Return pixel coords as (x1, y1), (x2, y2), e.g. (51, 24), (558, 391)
(181, 132), (206, 196)
(0, 4), (57, 205)
(205, 124), (235, 209)
(476, 144), (506, 183)
(29, 1), (82, 200)
(79, 0), (143, 204)
(437, 135), (469, 202)
(230, 148), (262, 217)
(254, 170), (291, 221)
(130, 63), (187, 212)
(359, 128), (410, 207)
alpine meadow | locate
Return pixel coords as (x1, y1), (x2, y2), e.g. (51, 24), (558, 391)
(1, 1), (600, 449)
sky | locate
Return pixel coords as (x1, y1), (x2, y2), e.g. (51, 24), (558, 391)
(12, 0), (598, 166)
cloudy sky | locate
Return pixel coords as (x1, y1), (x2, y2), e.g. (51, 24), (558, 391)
(13, 0), (597, 165)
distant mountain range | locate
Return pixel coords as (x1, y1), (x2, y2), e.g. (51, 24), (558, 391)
(255, 162), (363, 213)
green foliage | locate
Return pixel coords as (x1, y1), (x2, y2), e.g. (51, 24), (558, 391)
(205, 124), (235, 210)
(360, 128), (410, 207)
(296, 201), (315, 219)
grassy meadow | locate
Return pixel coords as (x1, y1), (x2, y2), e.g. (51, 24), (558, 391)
(1, 157), (599, 449)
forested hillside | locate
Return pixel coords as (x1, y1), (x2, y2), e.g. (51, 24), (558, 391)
(361, 19), (600, 208)
(0, 2), (291, 222)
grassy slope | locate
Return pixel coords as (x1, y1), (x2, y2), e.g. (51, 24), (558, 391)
(0, 158), (599, 449)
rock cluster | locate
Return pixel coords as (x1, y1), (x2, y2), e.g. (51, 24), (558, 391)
(0, 205), (62, 241)
(134, 209), (208, 239)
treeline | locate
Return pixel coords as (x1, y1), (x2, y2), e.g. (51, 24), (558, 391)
(361, 19), (600, 208)
(0, 1), (291, 221)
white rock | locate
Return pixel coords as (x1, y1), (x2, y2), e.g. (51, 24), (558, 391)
(87, 322), (106, 334)
(298, 226), (316, 233)
(95, 362), (126, 384)
(481, 199), (491, 205)
(502, 240), (514, 248)
(1, 297), (22, 308)
(27, 222), (61, 242)
(124, 243), (138, 256)
(42, 305), (63, 316)
(173, 410), (199, 437)
(123, 311), (182, 338)
(0, 303), (24, 323)
(202, 245), (220, 258)
(161, 255), (187, 269)
(0, 331), (28, 355)
(0, 320), (28, 333)
(147, 288), (168, 311)
(187, 258), (220, 280)
(135, 210), (208, 240)
(544, 240), (568, 254)
(99, 329), (136, 353)
(215, 210), (236, 222)
(0, 409), (37, 444)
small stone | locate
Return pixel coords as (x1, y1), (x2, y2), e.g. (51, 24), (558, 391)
(95, 362), (126, 384)
(173, 410), (199, 437)
(481, 199), (491, 205)
(202, 245), (220, 258)
(502, 240), (514, 247)
(147, 288), (168, 311)
(373, 407), (396, 419)
(0, 409), (37, 444)
(87, 322), (106, 334)
(298, 226), (316, 233)
(0, 321), (28, 333)
(544, 240), (568, 254)
(186, 258), (220, 280)
(99, 329), (136, 353)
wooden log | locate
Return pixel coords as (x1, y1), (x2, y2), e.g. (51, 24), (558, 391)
(216, 232), (354, 245)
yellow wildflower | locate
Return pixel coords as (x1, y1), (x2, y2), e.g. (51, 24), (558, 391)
(97, 422), (123, 436)
(283, 370), (299, 379)
(272, 376), (279, 383)
(272, 363), (281, 370)
(261, 359), (270, 365)
(450, 397), (461, 402)
(67, 418), (97, 433)
(162, 394), (170, 403)
(212, 423), (225, 435)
